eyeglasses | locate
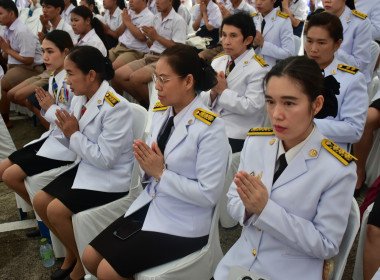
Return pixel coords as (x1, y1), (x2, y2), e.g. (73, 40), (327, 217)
(152, 74), (183, 86)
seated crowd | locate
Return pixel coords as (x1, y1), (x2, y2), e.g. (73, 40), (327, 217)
(0, 0), (380, 279)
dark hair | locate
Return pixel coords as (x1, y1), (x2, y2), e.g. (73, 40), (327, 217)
(160, 45), (217, 92)
(117, 0), (126, 10)
(80, 0), (100, 14)
(345, 0), (355, 10)
(274, 0), (282, 11)
(69, 0), (78, 6)
(221, 12), (256, 49)
(306, 11), (343, 43)
(264, 56), (338, 119)
(71, 6), (108, 50)
(44, 30), (74, 52)
(0, 0), (18, 18)
(41, 0), (65, 14)
(67, 46), (114, 81)
(172, 0), (180, 12)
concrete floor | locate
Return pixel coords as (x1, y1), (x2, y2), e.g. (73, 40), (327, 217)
(0, 113), (367, 280)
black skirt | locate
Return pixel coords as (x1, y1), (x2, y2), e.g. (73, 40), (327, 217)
(370, 98), (380, 110)
(90, 206), (209, 278)
(8, 139), (73, 176)
(368, 190), (380, 228)
(42, 165), (128, 213)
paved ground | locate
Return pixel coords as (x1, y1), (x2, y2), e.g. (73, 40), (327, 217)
(0, 113), (368, 279)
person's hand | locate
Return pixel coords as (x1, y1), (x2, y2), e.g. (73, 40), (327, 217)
(37, 31), (45, 43)
(200, 1), (207, 14)
(218, 3), (230, 18)
(133, 140), (165, 180)
(0, 36), (11, 53)
(35, 87), (55, 111)
(39, 14), (49, 28)
(121, 8), (132, 26)
(253, 31), (264, 48)
(234, 170), (268, 217)
(212, 71), (227, 95)
(55, 109), (79, 138)
(141, 26), (158, 41)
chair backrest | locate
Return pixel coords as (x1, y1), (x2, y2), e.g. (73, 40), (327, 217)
(130, 103), (148, 140)
(332, 198), (360, 280)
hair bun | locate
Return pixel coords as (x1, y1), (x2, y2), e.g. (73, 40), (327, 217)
(197, 58), (218, 91)
(315, 75), (340, 119)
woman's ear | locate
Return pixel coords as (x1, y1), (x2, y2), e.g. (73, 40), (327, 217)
(88, 69), (97, 82)
(312, 95), (324, 116)
(185, 74), (194, 91)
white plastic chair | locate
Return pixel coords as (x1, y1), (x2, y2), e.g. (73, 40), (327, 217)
(72, 103), (148, 271)
(353, 203), (375, 280)
(331, 198), (360, 280)
(134, 201), (223, 280)
(294, 35), (301, 56)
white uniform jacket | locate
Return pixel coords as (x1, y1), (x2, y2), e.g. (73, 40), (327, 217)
(26, 70), (76, 162)
(354, 0), (380, 40)
(214, 127), (357, 280)
(125, 96), (230, 238)
(336, 6), (372, 84)
(68, 81), (134, 193)
(314, 57), (368, 151)
(254, 8), (295, 67)
(200, 49), (269, 139)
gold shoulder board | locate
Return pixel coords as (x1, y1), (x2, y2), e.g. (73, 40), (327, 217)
(104, 91), (120, 107)
(153, 101), (168, 111)
(50, 71), (54, 76)
(193, 108), (217, 125)
(247, 127), (274, 136)
(276, 11), (289, 19)
(253, 54), (269, 67)
(337, 64), (359, 74)
(251, 12), (259, 17)
(351, 10), (367, 19)
(322, 139), (357, 166)
(214, 53), (227, 60)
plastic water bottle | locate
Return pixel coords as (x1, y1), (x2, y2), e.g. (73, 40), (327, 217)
(40, 238), (55, 267)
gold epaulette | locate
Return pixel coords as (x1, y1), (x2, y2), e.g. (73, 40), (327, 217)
(337, 64), (360, 74)
(351, 10), (367, 20)
(104, 91), (120, 107)
(193, 108), (217, 125)
(247, 127), (274, 136)
(50, 71), (54, 76)
(253, 54), (269, 67)
(152, 101), (168, 111)
(214, 53), (227, 60)
(251, 12), (258, 17)
(276, 11), (289, 19)
(322, 139), (357, 166)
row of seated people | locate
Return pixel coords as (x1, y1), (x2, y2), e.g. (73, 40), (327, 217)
(0, 36), (368, 280)
(0, 0), (379, 278)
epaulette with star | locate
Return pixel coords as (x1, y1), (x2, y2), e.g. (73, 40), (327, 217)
(247, 127), (274, 136)
(337, 64), (360, 74)
(351, 10), (367, 20)
(193, 108), (217, 125)
(251, 12), (258, 17)
(276, 11), (289, 19)
(253, 54), (269, 67)
(152, 101), (168, 111)
(322, 139), (357, 166)
(104, 91), (120, 107)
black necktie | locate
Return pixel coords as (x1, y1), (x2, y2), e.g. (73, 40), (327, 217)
(157, 116), (174, 153)
(273, 153), (287, 184)
(261, 19), (266, 34)
(225, 60), (235, 77)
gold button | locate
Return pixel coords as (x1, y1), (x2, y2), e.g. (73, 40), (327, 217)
(271, 17), (274, 20)
(257, 227), (261, 231)
(188, 119), (193, 124)
(98, 100), (101, 104)
(152, 193), (155, 198)
(309, 149), (318, 157)
(252, 249), (257, 256)
(331, 70), (336, 74)
(269, 139), (275, 145)
(346, 17), (349, 21)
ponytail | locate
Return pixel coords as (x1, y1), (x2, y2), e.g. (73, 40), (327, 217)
(345, 0), (355, 10)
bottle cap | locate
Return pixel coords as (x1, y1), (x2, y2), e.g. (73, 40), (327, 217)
(40, 238), (48, 245)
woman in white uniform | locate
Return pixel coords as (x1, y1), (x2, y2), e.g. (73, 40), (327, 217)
(322, 0), (372, 85)
(252, 0), (295, 67)
(82, 45), (230, 279)
(214, 56), (357, 280)
(33, 46), (135, 280)
(305, 12), (368, 152)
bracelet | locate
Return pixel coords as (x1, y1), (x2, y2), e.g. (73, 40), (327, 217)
(155, 163), (166, 182)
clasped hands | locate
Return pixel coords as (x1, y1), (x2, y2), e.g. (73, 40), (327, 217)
(234, 171), (268, 218)
(133, 140), (165, 180)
